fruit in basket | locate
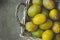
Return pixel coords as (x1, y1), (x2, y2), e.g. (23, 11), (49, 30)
(25, 22), (38, 32)
(32, 29), (44, 38)
(28, 5), (40, 17)
(43, 0), (55, 10)
(58, 3), (60, 10)
(56, 34), (60, 40)
(32, 14), (46, 25)
(49, 9), (59, 20)
(42, 8), (49, 17)
(52, 22), (60, 33)
(32, 0), (42, 5)
(42, 30), (53, 40)
(39, 19), (52, 30)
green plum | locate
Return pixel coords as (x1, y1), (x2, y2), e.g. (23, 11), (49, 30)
(42, 8), (49, 17)
(42, 30), (53, 40)
(43, 0), (55, 10)
(56, 34), (60, 40)
(58, 3), (60, 10)
(28, 5), (40, 17)
(52, 22), (60, 33)
(39, 19), (53, 30)
(32, 0), (42, 5)
(25, 22), (38, 32)
(32, 29), (44, 38)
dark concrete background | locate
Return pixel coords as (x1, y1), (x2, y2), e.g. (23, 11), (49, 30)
(0, 0), (26, 40)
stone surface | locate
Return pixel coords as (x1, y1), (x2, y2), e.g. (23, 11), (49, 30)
(0, 0), (26, 40)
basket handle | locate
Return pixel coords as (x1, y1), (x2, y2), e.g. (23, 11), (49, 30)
(15, 3), (26, 27)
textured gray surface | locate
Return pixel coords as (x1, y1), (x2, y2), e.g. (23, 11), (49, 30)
(0, 0), (26, 40)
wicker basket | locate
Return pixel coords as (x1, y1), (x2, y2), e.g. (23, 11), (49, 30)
(15, 0), (60, 40)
